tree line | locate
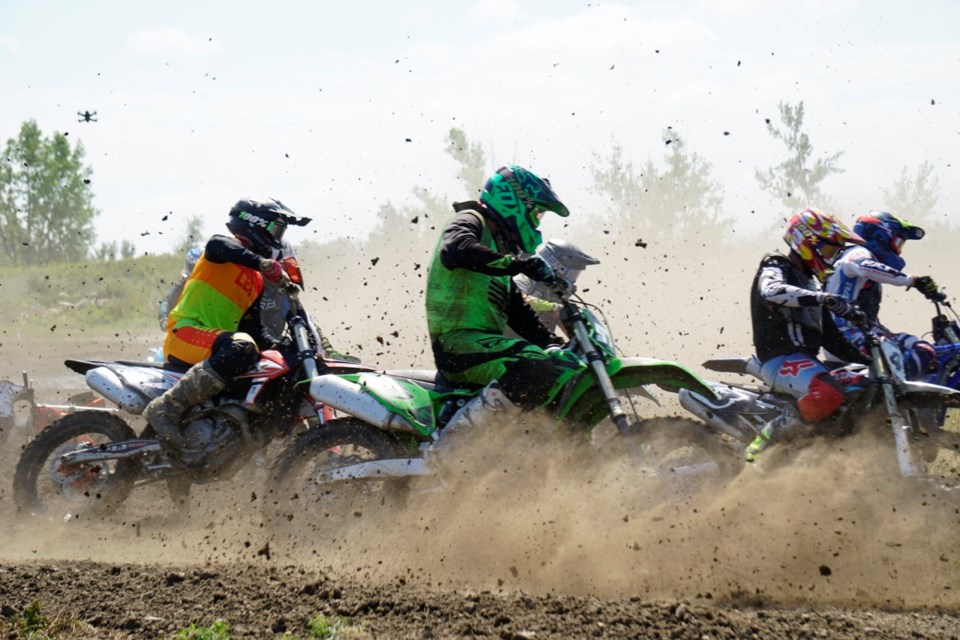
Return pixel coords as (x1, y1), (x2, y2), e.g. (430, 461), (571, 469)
(0, 103), (947, 266)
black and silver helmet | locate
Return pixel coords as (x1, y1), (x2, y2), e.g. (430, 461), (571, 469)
(226, 197), (310, 256)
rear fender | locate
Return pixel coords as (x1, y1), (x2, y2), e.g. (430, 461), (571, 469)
(82, 364), (178, 414)
(556, 357), (718, 427)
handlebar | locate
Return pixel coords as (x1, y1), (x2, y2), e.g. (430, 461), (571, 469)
(544, 276), (575, 301)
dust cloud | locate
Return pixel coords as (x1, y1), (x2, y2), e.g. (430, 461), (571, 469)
(2, 411), (957, 610)
(0, 227), (957, 612)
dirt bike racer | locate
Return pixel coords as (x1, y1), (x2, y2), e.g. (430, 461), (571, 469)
(158, 245), (203, 331)
(144, 197), (311, 450)
(744, 209), (871, 462)
(514, 238), (599, 335)
(425, 164), (570, 434)
(823, 211), (942, 379)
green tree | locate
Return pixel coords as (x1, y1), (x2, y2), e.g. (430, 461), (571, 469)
(120, 239), (136, 259)
(590, 144), (646, 229)
(882, 161), (941, 227)
(590, 128), (727, 242)
(0, 120), (98, 265)
(755, 102), (844, 214)
(640, 128), (727, 239)
(445, 127), (486, 194)
(367, 126), (487, 253)
(94, 240), (118, 261)
(176, 214), (206, 253)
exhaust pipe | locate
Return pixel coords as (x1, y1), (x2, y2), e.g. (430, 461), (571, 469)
(309, 375), (417, 433)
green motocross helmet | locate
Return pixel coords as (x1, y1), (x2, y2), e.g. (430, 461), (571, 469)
(480, 165), (570, 254)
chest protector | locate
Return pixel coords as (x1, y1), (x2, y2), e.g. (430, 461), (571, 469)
(426, 210), (512, 338)
(170, 254), (263, 332)
(751, 253), (824, 360)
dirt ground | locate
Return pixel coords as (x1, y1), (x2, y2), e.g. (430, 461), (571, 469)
(1, 273), (959, 638)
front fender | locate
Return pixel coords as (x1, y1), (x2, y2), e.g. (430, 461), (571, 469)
(612, 357), (718, 400)
(556, 357), (717, 427)
(900, 379), (960, 408)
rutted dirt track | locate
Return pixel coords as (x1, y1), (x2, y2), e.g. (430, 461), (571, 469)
(1, 332), (959, 639)
(2, 560), (959, 639)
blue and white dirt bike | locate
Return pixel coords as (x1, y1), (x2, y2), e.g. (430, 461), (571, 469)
(264, 284), (731, 526)
(678, 315), (960, 489)
(917, 297), (960, 428)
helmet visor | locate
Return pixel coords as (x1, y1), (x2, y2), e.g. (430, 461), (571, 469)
(530, 206), (547, 227)
(265, 218), (287, 245)
(817, 241), (842, 265)
(891, 235), (906, 254)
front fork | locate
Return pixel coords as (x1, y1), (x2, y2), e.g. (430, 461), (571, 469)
(869, 342), (922, 478)
(567, 312), (630, 434)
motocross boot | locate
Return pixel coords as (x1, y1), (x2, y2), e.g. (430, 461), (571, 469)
(744, 404), (807, 463)
(442, 381), (522, 436)
(143, 361), (226, 450)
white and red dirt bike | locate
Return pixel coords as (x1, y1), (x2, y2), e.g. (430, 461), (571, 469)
(13, 288), (369, 519)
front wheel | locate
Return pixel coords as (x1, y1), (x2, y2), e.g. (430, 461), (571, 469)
(899, 400), (960, 489)
(618, 417), (740, 500)
(264, 418), (412, 530)
(13, 411), (139, 518)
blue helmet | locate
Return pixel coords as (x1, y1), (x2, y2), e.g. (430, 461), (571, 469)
(853, 211), (924, 271)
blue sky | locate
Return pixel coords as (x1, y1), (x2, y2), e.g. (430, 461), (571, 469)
(1, 0), (958, 254)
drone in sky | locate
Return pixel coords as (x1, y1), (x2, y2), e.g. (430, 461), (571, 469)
(77, 110), (98, 123)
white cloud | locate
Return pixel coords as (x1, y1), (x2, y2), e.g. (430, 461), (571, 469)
(0, 36), (20, 54)
(127, 28), (222, 57)
(694, 0), (858, 19)
(468, 0), (524, 23)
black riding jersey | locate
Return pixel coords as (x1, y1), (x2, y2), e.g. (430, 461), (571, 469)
(751, 253), (865, 363)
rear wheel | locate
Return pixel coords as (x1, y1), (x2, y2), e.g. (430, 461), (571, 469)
(264, 418), (411, 530)
(13, 411), (139, 519)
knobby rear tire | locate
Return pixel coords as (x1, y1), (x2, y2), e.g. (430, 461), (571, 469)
(264, 418), (411, 529)
(13, 410), (139, 518)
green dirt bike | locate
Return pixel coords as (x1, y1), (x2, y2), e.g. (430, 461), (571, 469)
(265, 284), (730, 525)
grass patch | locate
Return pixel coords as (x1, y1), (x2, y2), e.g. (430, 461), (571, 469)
(172, 619), (231, 640)
(0, 254), (181, 335)
(0, 600), (110, 639)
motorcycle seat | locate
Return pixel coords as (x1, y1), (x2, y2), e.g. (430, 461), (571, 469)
(65, 359), (190, 375)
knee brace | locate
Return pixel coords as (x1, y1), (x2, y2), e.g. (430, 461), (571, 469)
(208, 332), (260, 379)
(796, 373), (845, 423)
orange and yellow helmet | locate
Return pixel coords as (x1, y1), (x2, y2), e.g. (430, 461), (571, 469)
(783, 208), (863, 281)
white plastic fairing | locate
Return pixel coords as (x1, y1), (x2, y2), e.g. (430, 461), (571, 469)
(85, 365), (178, 414)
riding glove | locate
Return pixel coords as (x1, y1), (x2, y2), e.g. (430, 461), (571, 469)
(912, 275), (945, 302)
(516, 255), (557, 284)
(259, 259), (285, 283)
(820, 293), (866, 324)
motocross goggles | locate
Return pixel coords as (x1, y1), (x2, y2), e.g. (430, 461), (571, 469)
(816, 240), (842, 265)
(265, 218), (287, 244)
(890, 235), (906, 254)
